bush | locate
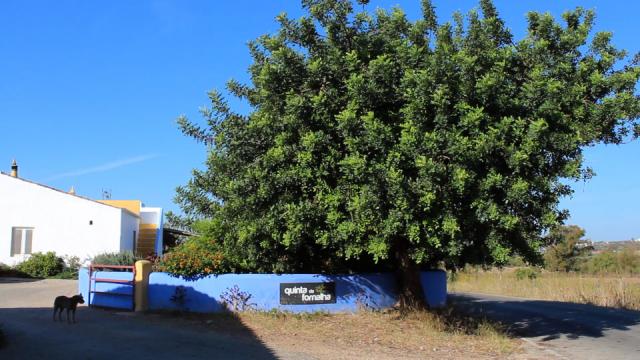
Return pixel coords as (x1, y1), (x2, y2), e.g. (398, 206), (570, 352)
(15, 252), (64, 278)
(50, 256), (82, 279)
(91, 251), (140, 266)
(580, 248), (640, 275)
(160, 220), (227, 279)
(0, 263), (30, 278)
(160, 236), (224, 279)
(515, 267), (539, 280)
(506, 255), (526, 267)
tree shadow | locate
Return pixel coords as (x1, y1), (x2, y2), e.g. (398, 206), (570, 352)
(148, 283), (230, 313)
(449, 293), (640, 341)
(0, 308), (280, 359)
(2, 286), (279, 359)
(318, 271), (446, 309)
(319, 273), (397, 310)
(0, 277), (40, 284)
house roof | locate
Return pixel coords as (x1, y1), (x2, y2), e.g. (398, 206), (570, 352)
(0, 172), (139, 218)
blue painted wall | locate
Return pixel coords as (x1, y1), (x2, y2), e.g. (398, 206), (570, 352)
(79, 268), (447, 312)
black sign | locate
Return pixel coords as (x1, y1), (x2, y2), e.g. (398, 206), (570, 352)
(280, 282), (336, 305)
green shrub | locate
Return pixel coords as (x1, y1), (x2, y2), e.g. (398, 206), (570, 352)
(515, 267), (539, 280)
(50, 270), (77, 279)
(91, 251), (140, 266)
(15, 252), (64, 278)
(63, 255), (81, 278)
(160, 236), (225, 279)
(0, 263), (29, 278)
(447, 271), (458, 283)
(160, 220), (228, 279)
(580, 248), (640, 275)
(506, 255), (526, 267)
(51, 256), (82, 279)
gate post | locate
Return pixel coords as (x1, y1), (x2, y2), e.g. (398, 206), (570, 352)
(134, 260), (152, 312)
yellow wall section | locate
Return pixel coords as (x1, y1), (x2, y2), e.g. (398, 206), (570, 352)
(99, 200), (141, 216)
(138, 223), (158, 256)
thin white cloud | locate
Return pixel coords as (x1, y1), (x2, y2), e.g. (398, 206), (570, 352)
(45, 154), (158, 181)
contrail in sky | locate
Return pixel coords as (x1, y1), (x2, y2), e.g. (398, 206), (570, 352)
(44, 154), (158, 181)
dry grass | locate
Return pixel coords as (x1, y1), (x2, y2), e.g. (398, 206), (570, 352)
(449, 269), (640, 310)
(163, 308), (518, 359)
(241, 309), (516, 359)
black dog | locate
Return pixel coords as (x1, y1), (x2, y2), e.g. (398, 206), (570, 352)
(53, 294), (85, 323)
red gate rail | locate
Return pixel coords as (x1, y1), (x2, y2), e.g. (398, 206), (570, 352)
(88, 264), (136, 311)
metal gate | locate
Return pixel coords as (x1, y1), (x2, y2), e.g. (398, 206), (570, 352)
(88, 264), (136, 311)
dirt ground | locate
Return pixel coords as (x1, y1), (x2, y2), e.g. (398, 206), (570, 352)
(0, 278), (526, 359)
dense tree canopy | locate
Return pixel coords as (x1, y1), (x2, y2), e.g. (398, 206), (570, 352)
(168, 0), (640, 306)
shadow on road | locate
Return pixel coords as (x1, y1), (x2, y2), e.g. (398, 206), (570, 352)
(450, 292), (640, 341)
(0, 277), (40, 284)
(0, 306), (279, 359)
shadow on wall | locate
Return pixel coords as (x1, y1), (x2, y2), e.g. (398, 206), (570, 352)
(78, 268), (447, 313)
(149, 283), (229, 313)
(147, 271), (446, 313)
(319, 273), (396, 310)
(149, 272), (398, 313)
(0, 306), (278, 359)
(450, 293), (640, 341)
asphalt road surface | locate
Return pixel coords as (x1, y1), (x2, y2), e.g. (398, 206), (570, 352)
(0, 278), (306, 360)
(451, 292), (640, 360)
(5, 278), (639, 359)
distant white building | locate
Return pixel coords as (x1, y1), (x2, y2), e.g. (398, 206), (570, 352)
(0, 161), (163, 266)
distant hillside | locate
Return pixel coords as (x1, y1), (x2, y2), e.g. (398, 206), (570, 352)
(591, 240), (640, 253)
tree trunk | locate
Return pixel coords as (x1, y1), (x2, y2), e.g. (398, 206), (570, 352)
(394, 236), (427, 310)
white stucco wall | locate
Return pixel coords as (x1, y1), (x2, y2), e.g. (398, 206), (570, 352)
(119, 211), (139, 253)
(0, 173), (134, 265)
(140, 208), (161, 225)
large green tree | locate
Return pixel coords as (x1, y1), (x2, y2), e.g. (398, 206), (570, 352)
(170, 0), (640, 307)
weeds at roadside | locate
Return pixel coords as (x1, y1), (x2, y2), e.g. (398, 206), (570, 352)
(149, 305), (516, 358)
(242, 307), (515, 357)
(449, 269), (640, 310)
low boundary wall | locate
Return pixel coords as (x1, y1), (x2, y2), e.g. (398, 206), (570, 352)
(79, 268), (446, 313)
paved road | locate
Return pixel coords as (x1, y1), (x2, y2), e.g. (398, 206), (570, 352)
(451, 292), (640, 360)
(0, 278), (304, 360)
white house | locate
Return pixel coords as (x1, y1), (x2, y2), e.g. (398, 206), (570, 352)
(0, 161), (163, 266)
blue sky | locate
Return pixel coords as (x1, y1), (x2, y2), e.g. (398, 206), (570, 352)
(1, 1), (638, 241)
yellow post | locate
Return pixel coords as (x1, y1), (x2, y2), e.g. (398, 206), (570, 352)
(134, 260), (152, 312)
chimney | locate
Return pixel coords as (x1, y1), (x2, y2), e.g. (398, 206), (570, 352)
(10, 159), (18, 178)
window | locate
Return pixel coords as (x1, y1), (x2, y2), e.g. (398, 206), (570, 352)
(10, 227), (34, 256)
